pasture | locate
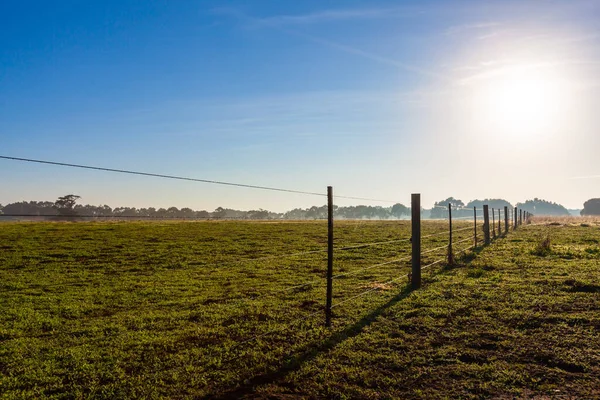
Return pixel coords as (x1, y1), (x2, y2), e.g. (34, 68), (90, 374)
(1, 220), (599, 398)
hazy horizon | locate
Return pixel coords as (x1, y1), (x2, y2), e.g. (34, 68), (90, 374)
(2, 0), (599, 211)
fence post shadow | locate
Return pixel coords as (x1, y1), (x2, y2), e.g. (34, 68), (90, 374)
(455, 243), (487, 265)
(208, 284), (416, 399)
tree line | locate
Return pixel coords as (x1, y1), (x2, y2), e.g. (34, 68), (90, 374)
(0, 195), (410, 220)
(0, 194), (593, 220)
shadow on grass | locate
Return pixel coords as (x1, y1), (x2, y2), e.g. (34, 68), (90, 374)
(208, 285), (415, 399)
(455, 244), (486, 265)
(210, 232), (512, 398)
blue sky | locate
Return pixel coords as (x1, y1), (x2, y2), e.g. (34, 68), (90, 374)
(1, 0), (599, 211)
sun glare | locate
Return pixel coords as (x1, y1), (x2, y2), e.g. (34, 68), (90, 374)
(472, 66), (568, 139)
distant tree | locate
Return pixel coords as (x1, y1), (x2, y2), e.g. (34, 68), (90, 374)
(248, 209), (270, 219)
(516, 198), (569, 216)
(165, 207), (179, 217)
(113, 207), (138, 217)
(390, 203), (409, 218)
(2, 201), (56, 216)
(430, 197), (464, 219)
(466, 199), (513, 210)
(284, 208), (308, 219)
(581, 199), (600, 216)
(54, 195), (81, 216)
(195, 210), (210, 219)
(212, 207), (227, 219)
(305, 205), (328, 220)
(178, 207), (195, 218)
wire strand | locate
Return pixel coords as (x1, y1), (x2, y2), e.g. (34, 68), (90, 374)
(453, 237), (473, 245)
(337, 237), (411, 251)
(0, 155), (398, 203)
(332, 256), (411, 280)
(331, 274), (408, 309)
(421, 244), (449, 256)
(0, 155), (329, 197)
(422, 258), (444, 271)
(451, 226), (475, 234)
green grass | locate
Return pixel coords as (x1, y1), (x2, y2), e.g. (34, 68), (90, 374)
(1, 220), (599, 398)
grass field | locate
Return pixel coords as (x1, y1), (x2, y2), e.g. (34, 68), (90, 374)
(1, 219), (599, 398)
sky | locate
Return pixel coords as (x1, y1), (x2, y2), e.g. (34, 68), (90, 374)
(1, 0), (599, 212)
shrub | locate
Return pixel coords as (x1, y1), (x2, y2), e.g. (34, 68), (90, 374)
(532, 234), (552, 256)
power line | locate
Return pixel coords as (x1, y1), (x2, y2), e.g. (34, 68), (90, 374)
(0, 155), (327, 197)
(0, 155), (398, 203)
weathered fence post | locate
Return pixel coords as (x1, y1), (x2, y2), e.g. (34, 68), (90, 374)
(519, 209), (523, 226)
(448, 203), (454, 265)
(514, 207), (518, 230)
(474, 207), (477, 248)
(326, 186), (334, 327)
(498, 208), (501, 236)
(483, 205), (490, 245)
(504, 206), (509, 234)
(411, 194), (421, 290)
(492, 208), (496, 238)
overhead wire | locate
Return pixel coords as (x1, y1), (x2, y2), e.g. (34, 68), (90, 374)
(0, 155), (398, 203)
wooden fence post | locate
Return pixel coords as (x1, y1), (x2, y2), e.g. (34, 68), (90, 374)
(498, 208), (501, 236)
(411, 194), (421, 290)
(448, 203), (454, 265)
(514, 207), (518, 230)
(325, 186), (334, 327)
(483, 205), (490, 245)
(519, 209), (523, 226)
(504, 206), (509, 234)
(492, 208), (496, 239)
(474, 207), (477, 248)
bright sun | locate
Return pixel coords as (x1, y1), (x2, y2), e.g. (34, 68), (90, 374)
(472, 66), (568, 139)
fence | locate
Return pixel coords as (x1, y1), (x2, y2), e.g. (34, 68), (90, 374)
(0, 155), (535, 371)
